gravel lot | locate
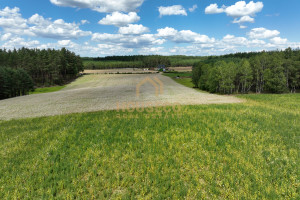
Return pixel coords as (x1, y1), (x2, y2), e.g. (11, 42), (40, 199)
(0, 74), (243, 120)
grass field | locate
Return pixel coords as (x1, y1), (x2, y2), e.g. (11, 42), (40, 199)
(163, 72), (195, 88)
(30, 86), (66, 94)
(0, 94), (299, 199)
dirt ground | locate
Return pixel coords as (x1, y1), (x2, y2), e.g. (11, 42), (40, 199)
(0, 74), (243, 120)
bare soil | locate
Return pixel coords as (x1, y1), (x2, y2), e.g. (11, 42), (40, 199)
(0, 74), (243, 120)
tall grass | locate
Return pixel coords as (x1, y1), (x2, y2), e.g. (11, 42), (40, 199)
(0, 94), (299, 199)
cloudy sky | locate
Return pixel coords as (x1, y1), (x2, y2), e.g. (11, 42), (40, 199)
(0, 0), (299, 57)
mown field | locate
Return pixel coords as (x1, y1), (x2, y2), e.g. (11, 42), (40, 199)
(0, 94), (299, 199)
(163, 72), (194, 88)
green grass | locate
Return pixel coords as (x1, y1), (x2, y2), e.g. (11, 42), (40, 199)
(30, 86), (66, 94)
(0, 94), (299, 199)
(163, 72), (195, 88)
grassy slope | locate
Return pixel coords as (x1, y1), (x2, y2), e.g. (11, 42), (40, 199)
(0, 94), (299, 199)
(163, 72), (195, 88)
(30, 86), (66, 94)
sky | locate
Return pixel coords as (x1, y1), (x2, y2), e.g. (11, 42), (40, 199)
(0, 0), (300, 57)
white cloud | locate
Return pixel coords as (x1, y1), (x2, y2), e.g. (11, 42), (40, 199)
(28, 14), (91, 39)
(92, 33), (165, 48)
(157, 27), (215, 44)
(50, 0), (144, 13)
(0, 7), (30, 35)
(1, 33), (12, 41)
(248, 27), (280, 39)
(0, 7), (91, 39)
(98, 12), (140, 27)
(205, 1), (263, 27)
(157, 27), (178, 37)
(205, 4), (224, 14)
(270, 37), (288, 45)
(159, 5), (187, 17)
(189, 5), (198, 12)
(225, 1), (263, 18)
(58, 40), (72, 46)
(119, 24), (149, 35)
(1, 36), (40, 49)
(81, 20), (89, 25)
(233, 16), (255, 24)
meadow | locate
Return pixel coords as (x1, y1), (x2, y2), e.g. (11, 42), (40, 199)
(29, 86), (66, 94)
(0, 94), (299, 199)
(163, 72), (195, 89)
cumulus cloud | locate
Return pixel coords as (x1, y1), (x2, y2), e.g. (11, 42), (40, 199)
(98, 12), (140, 27)
(1, 33), (13, 41)
(1, 36), (40, 49)
(28, 14), (91, 39)
(157, 27), (215, 44)
(233, 16), (255, 24)
(119, 24), (149, 35)
(248, 27), (280, 39)
(0, 7), (91, 39)
(205, 1), (263, 28)
(189, 5), (198, 12)
(92, 33), (165, 48)
(225, 1), (263, 18)
(49, 0), (144, 13)
(205, 4), (224, 14)
(157, 27), (178, 37)
(0, 7), (31, 35)
(270, 37), (288, 45)
(159, 5), (187, 17)
(80, 20), (89, 25)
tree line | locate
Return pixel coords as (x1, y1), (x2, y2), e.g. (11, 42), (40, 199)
(0, 47), (83, 100)
(192, 48), (300, 94)
(83, 55), (204, 70)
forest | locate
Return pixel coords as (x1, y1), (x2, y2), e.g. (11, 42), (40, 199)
(0, 48), (83, 100)
(192, 48), (300, 94)
(83, 55), (204, 69)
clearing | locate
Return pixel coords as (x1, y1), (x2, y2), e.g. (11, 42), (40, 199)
(0, 74), (242, 120)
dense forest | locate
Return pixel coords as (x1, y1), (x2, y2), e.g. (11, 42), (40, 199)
(0, 48), (83, 100)
(83, 55), (204, 69)
(192, 48), (300, 94)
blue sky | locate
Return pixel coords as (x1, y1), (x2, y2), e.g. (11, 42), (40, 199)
(0, 0), (299, 56)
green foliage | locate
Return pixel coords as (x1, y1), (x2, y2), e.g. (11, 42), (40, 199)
(29, 86), (66, 94)
(0, 94), (299, 199)
(83, 55), (204, 69)
(0, 67), (34, 99)
(0, 48), (83, 99)
(192, 48), (300, 94)
(142, 55), (171, 68)
(84, 60), (144, 69)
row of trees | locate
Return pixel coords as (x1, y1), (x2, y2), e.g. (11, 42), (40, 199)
(0, 48), (83, 86)
(0, 47), (83, 100)
(192, 48), (300, 94)
(83, 55), (203, 69)
(0, 67), (34, 100)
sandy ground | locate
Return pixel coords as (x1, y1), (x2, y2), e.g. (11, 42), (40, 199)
(0, 74), (243, 120)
